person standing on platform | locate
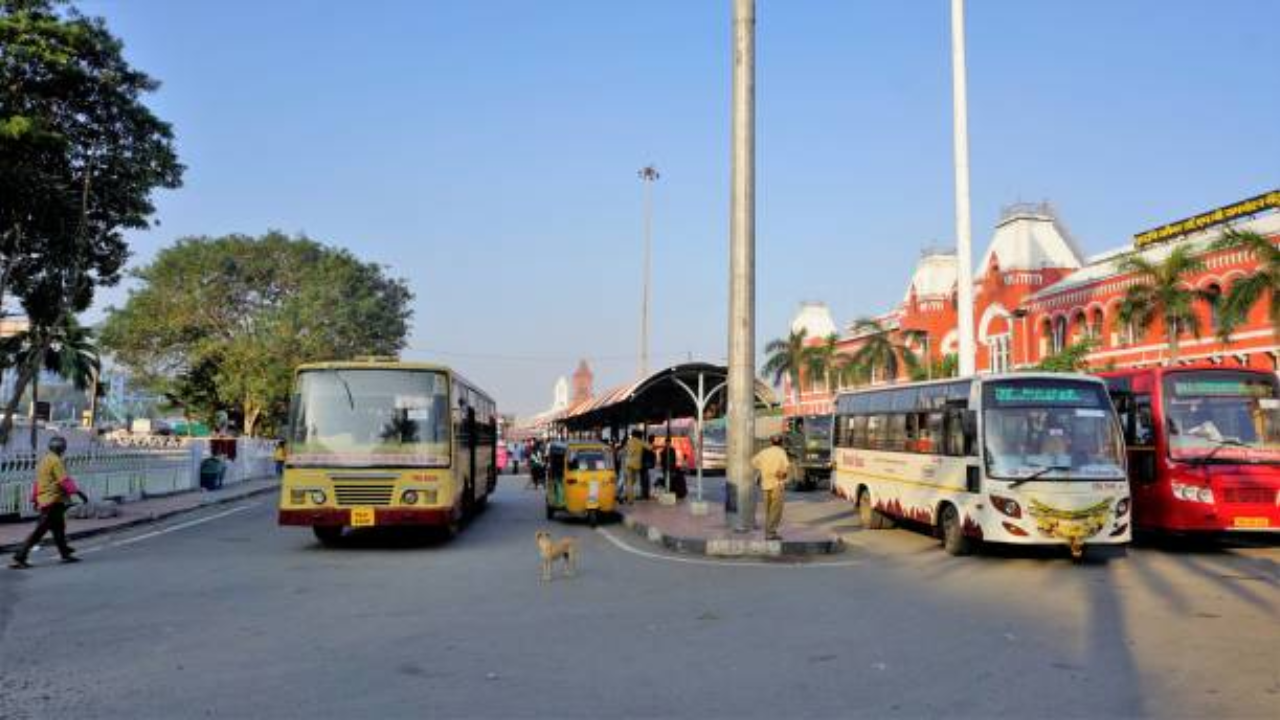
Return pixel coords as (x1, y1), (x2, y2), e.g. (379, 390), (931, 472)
(624, 430), (651, 504)
(751, 434), (791, 540)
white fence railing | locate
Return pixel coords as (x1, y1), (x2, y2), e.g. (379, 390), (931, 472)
(0, 437), (276, 519)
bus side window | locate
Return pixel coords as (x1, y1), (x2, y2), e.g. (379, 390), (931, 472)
(867, 415), (885, 450)
(1133, 395), (1153, 446)
(852, 416), (868, 448)
(926, 412), (944, 453)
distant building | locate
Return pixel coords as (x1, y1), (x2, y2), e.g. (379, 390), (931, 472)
(783, 191), (1280, 416)
(571, 359), (594, 405)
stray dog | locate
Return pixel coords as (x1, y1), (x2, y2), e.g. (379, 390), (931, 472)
(535, 531), (579, 582)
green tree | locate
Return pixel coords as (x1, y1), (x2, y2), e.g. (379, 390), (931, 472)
(100, 232), (413, 436)
(0, 0), (182, 434)
(844, 319), (921, 385)
(1035, 338), (1098, 373)
(0, 314), (99, 447)
(911, 351), (959, 381)
(1210, 229), (1280, 340)
(1116, 245), (1212, 362)
(761, 329), (813, 406)
(805, 333), (843, 393)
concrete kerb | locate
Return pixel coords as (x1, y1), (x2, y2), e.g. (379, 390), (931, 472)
(0, 480), (279, 553)
(619, 511), (843, 558)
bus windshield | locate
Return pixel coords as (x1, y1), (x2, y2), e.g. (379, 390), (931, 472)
(805, 416), (833, 440)
(288, 369), (451, 468)
(1164, 371), (1280, 464)
(982, 379), (1125, 481)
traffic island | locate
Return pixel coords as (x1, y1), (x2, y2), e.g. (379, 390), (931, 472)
(617, 494), (843, 558)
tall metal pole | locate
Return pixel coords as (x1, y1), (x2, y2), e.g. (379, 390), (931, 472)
(951, 0), (977, 377)
(727, 0), (756, 532)
(638, 165), (660, 377)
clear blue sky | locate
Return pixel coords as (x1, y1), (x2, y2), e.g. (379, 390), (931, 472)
(81, 0), (1279, 415)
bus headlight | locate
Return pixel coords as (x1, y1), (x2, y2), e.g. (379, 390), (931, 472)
(1115, 498), (1130, 517)
(989, 495), (1022, 519)
(402, 490), (419, 505)
(1197, 487), (1214, 504)
(1171, 483), (1213, 504)
(310, 490), (327, 505)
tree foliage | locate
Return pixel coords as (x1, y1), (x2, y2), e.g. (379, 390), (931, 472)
(0, 0), (181, 438)
(100, 232), (413, 436)
(1210, 229), (1280, 340)
(1116, 245), (1212, 362)
(761, 329), (812, 405)
(1035, 338), (1098, 373)
(0, 314), (99, 446)
(843, 318), (920, 385)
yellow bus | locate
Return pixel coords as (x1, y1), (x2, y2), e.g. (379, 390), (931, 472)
(278, 359), (498, 544)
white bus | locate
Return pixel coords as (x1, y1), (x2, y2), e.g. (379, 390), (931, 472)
(831, 373), (1130, 559)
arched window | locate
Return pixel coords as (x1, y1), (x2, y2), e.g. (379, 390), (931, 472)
(1090, 307), (1105, 344)
(1052, 316), (1068, 353)
(1205, 283), (1223, 333)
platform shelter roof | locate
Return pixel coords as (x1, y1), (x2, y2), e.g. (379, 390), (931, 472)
(557, 362), (777, 431)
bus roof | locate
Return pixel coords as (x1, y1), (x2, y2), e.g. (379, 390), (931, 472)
(833, 372), (1106, 415)
(293, 360), (494, 405)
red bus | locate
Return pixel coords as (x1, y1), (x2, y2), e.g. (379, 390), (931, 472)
(1100, 366), (1280, 535)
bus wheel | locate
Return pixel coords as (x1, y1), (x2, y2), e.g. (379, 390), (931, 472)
(939, 504), (973, 556)
(313, 526), (344, 546)
(588, 509), (599, 528)
(858, 489), (893, 530)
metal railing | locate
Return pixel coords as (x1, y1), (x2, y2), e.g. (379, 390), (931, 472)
(0, 437), (277, 519)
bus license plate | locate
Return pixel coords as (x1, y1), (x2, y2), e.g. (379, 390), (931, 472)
(350, 507), (376, 527)
(1233, 516), (1269, 529)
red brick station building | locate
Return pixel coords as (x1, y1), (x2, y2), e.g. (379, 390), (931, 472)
(784, 190), (1280, 417)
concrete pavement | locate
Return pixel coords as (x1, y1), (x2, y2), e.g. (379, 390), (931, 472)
(0, 475), (1276, 719)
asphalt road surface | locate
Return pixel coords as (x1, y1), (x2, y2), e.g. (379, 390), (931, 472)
(1, 477), (1276, 719)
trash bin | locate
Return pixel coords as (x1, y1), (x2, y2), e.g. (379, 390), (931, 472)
(199, 457), (226, 490)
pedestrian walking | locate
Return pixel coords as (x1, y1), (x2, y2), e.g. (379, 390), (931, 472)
(10, 436), (88, 569)
(642, 435), (657, 500)
(273, 440), (287, 477)
(623, 430), (651, 504)
(751, 434), (791, 541)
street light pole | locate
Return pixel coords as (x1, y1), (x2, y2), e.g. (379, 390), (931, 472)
(727, 0), (756, 532)
(638, 165), (660, 378)
(951, 0), (977, 377)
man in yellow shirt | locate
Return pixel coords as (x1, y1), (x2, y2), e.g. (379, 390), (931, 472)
(623, 430), (651, 504)
(752, 434), (791, 540)
(11, 436), (87, 569)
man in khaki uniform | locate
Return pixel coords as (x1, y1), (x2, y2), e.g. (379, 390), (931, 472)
(752, 434), (791, 540)
(11, 436), (87, 569)
(623, 430), (651, 504)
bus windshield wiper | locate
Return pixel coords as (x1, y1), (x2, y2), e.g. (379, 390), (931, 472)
(1007, 464), (1071, 488)
(1184, 437), (1247, 465)
(334, 371), (356, 410)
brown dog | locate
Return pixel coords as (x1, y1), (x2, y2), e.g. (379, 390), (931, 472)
(535, 531), (579, 582)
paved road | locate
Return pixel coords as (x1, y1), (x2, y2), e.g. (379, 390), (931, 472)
(1, 477), (1276, 719)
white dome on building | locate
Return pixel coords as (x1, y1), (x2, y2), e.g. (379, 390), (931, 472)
(790, 302), (838, 340)
(903, 251), (958, 302)
(978, 202), (1084, 275)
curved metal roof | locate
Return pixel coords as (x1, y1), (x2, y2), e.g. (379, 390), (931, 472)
(558, 362), (777, 430)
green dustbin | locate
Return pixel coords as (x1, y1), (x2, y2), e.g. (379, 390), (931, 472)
(199, 457), (226, 490)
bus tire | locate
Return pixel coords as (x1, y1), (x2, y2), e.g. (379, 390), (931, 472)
(313, 526), (344, 546)
(939, 504), (973, 556)
(858, 488), (893, 530)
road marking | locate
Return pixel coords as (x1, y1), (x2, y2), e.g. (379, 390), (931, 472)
(77, 503), (259, 555)
(595, 526), (862, 568)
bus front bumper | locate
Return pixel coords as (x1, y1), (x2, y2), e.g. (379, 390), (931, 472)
(278, 507), (456, 527)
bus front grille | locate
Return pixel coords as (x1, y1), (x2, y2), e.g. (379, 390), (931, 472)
(333, 483), (396, 507)
(1221, 487), (1274, 505)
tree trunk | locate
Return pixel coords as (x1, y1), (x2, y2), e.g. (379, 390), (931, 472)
(243, 400), (260, 437)
(1166, 320), (1180, 364)
(29, 371), (39, 451)
(0, 361), (36, 447)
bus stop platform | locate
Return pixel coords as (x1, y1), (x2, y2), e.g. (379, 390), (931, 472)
(617, 479), (845, 558)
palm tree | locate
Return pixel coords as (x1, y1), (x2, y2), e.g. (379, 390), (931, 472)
(844, 319), (921, 385)
(1210, 229), (1280, 340)
(0, 315), (100, 448)
(805, 333), (843, 393)
(761, 329), (813, 406)
(1115, 245), (1212, 363)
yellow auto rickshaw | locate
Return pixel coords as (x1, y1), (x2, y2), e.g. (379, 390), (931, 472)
(544, 440), (617, 527)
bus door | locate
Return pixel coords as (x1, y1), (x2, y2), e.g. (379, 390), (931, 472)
(466, 406), (478, 505)
(1109, 376), (1157, 527)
